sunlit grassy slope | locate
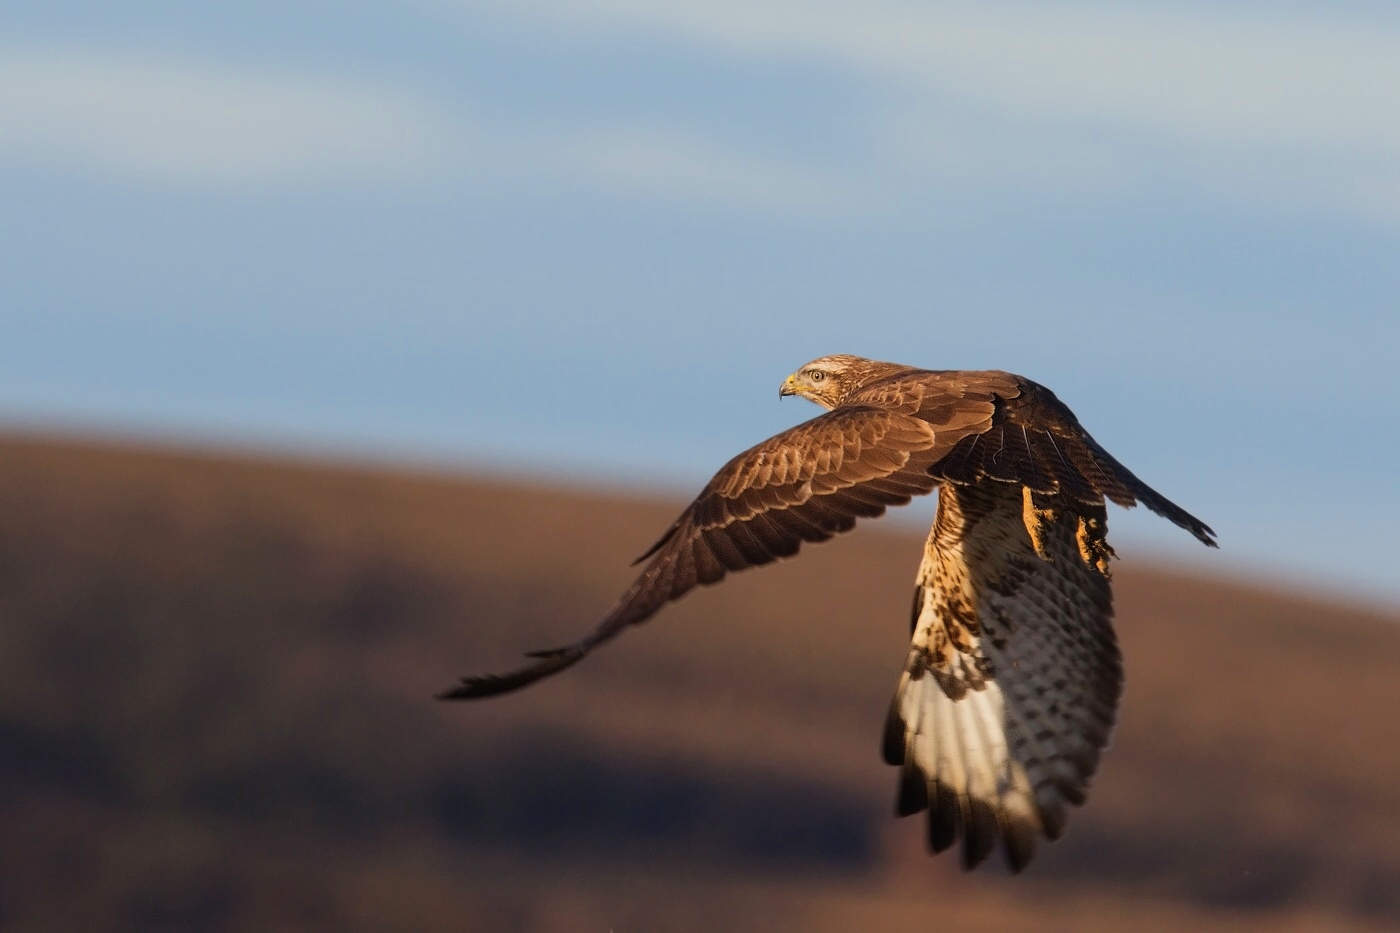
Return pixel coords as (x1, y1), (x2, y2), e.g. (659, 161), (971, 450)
(0, 434), (1396, 932)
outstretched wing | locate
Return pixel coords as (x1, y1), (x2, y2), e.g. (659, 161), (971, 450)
(440, 387), (999, 699)
(883, 479), (1121, 872)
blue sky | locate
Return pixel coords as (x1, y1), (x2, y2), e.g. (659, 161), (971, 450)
(2, 2), (1398, 603)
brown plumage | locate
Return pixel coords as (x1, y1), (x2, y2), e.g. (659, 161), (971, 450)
(441, 355), (1216, 872)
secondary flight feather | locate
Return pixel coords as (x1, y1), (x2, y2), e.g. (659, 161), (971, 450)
(441, 355), (1216, 872)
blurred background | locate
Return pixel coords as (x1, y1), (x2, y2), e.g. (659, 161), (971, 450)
(1, 2), (1398, 930)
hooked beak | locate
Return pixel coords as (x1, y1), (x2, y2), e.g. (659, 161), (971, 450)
(779, 374), (799, 399)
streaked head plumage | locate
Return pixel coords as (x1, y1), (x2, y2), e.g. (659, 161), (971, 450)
(779, 354), (886, 410)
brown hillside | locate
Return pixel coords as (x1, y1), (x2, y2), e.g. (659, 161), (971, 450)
(0, 433), (1396, 932)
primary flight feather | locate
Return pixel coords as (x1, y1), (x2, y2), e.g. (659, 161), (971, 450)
(441, 355), (1216, 872)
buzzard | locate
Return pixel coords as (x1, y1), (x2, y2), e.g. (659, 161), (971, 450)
(442, 355), (1216, 872)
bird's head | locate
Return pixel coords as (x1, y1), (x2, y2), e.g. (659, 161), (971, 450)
(779, 354), (876, 410)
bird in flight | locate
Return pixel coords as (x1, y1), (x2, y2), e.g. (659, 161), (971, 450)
(442, 355), (1216, 872)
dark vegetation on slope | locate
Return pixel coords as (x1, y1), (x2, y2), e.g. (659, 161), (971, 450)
(0, 434), (1396, 932)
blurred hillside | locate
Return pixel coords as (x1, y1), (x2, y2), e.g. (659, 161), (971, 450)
(0, 433), (1396, 932)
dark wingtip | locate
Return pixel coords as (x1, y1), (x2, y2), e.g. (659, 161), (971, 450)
(1135, 489), (1218, 548)
(1001, 816), (1038, 874)
(960, 798), (999, 870)
(926, 782), (958, 854)
(1185, 518), (1219, 548)
(882, 696), (907, 766)
(435, 672), (526, 701)
(436, 647), (585, 701)
(895, 762), (928, 817)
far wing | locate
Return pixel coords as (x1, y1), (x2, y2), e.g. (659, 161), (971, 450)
(931, 374), (1217, 546)
(883, 479), (1121, 872)
(440, 394), (996, 699)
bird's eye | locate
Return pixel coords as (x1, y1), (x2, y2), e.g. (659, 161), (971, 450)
(809, 371), (825, 381)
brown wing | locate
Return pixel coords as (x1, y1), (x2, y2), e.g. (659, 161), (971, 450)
(930, 373), (1217, 546)
(883, 479), (1121, 872)
(440, 383), (1000, 700)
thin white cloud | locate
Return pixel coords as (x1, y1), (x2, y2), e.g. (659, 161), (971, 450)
(565, 127), (844, 212)
(466, 0), (1400, 156)
(444, 0), (1400, 219)
(10, 4), (1400, 218)
(0, 50), (466, 184)
(0, 46), (843, 211)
